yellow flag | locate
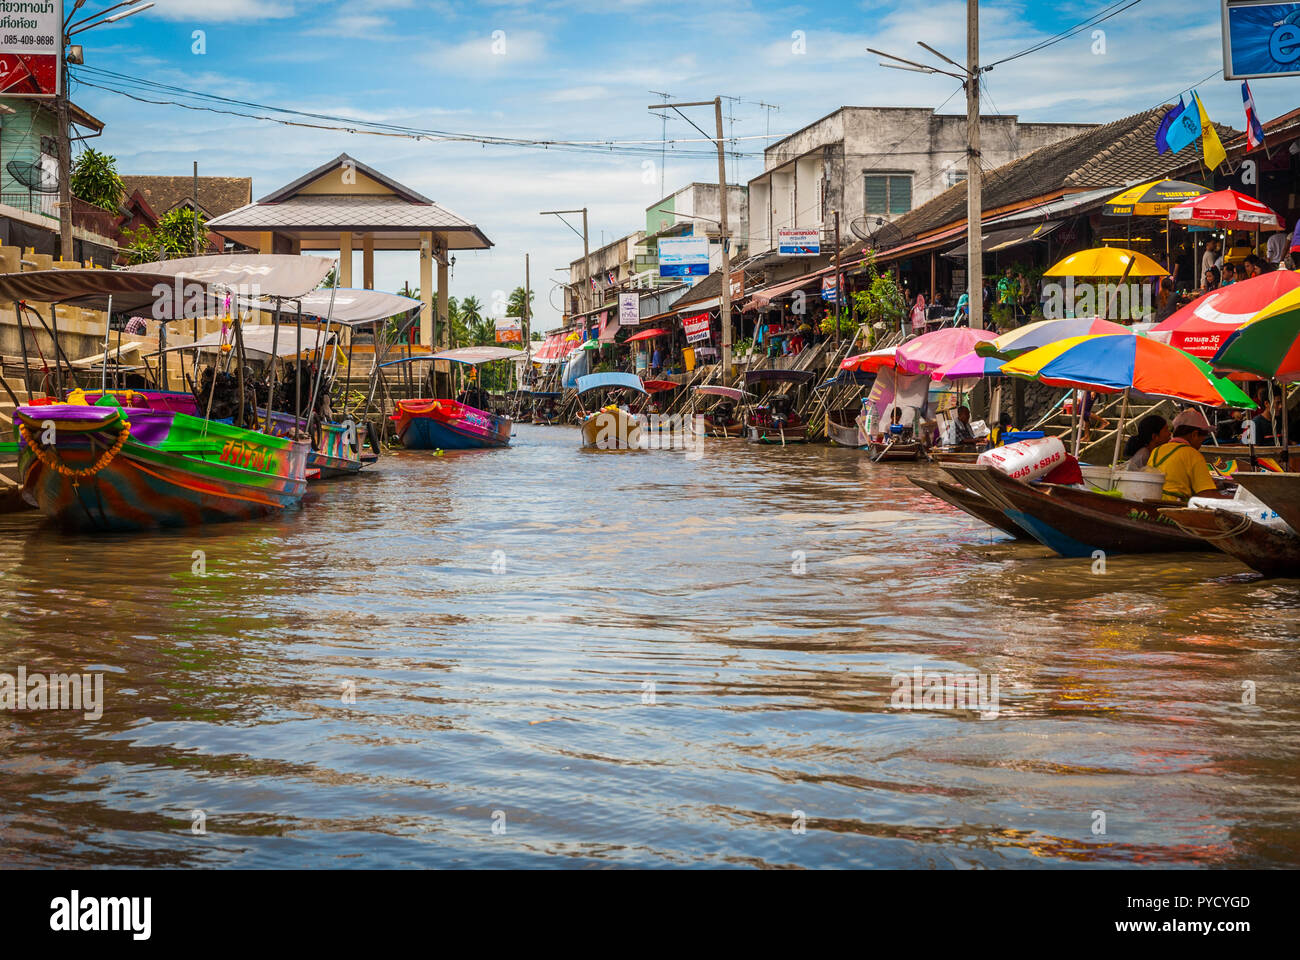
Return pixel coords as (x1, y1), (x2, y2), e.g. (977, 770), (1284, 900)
(1194, 91), (1227, 172)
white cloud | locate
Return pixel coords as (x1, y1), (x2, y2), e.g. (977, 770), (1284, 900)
(146, 0), (300, 23)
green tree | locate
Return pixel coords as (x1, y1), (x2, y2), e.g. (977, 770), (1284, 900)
(120, 206), (209, 264)
(506, 286), (533, 319)
(319, 267), (338, 290)
(396, 282), (419, 299)
(70, 148), (124, 213)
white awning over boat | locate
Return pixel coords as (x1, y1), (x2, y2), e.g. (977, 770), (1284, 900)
(124, 254), (336, 300)
(430, 345), (528, 364)
(237, 288), (421, 326)
(165, 326), (336, 359)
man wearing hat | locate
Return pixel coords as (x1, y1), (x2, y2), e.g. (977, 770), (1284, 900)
(1146, 408), (1225, 502)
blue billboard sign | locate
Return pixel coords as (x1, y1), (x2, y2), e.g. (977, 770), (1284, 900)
(1223, 1), (1300, 79)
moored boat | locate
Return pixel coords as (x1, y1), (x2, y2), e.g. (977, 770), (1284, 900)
(742, 369), (813, 444)
(391, 398), (512, 450)
(827, 410), (865, 448)
(1161, 506), (1300, 577)
(869, 437), (925, 462)
(943, 462), (1206, 557)
(907, 475), (1032, 540)
(1231, 472), (1300, 531)
(577, 372), (648, 450)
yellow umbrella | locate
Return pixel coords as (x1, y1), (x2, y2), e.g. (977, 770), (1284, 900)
(1042, 247), (1168, 278)
(1102, 179), (1209, 217)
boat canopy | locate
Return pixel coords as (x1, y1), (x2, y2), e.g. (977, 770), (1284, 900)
(164, 326), (336, 359)
(576, 372), (646, 395)
(744, 369), (816, 384)
(0, 268), (223, 316)
(642, 379), (680, 394)
(237, 288), (420, 327)
(125, 254), (336, 300)
(430, 346), (528, 365)
(693, 385), (748, 401)
(626, 327), (670, 342)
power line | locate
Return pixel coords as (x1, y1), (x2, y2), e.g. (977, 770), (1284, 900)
(987, 0), (1144, 69)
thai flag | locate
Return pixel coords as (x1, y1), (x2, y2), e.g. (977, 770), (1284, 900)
(1242, 81), (1265, 152)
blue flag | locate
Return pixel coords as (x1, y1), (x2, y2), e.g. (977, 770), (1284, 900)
(1155, 97), (1201, 155)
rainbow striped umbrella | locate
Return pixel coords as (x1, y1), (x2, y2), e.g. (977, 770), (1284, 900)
(1211, 287), (1300, 383)
(1001, 334), (1254, 407)
(974, 316), (1133, 359)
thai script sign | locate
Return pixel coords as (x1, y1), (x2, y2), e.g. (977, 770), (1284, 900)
(0, 0), (62, 97)
(778, 228), (820, 256)
(494, 317), (522, 343)
(682, 312), (711, 344)
(618, 292), (640, 325)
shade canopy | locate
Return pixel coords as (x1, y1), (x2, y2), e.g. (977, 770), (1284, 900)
(125, 254), (336, 300)
(577, 372), (646, 395)
(1149, 271), (1300, 359)
(173, 325), (336, 359)
(1001, 334), (1254, 407)
(1167, 189), (1284, 231)
(975, 316), (1133, 359)
(238, 287), (421, 327)
(642, 379), (680, 394)
(1103, 179), (1209, 217)
(1043, 247), (1168, 278)
(1211, 287), (1300, 383)
(429, 345), (527, 365)
(895, 327), (998, 375)
(694, 385), (748, 401)
(626, 327), (670, 342)
(0, 268), (223, 316)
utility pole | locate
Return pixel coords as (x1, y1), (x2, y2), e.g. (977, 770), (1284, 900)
(192, 160), (200, 256)
(648, 97), (733, 385)
(868, 0), (984, 329)
(57, 56), (72, 262)
(523, 253), (531, 390)
(834, 211), (842, 349)
(965, 0), (983, 330)
(540, 207), (590, 316)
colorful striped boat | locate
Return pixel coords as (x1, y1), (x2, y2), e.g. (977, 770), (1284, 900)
(390, 399), (512, 450)
(261, 408), (376, 478)
(12, 400), (310, 532)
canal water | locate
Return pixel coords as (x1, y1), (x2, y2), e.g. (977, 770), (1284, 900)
(1, 424), (1297, 868)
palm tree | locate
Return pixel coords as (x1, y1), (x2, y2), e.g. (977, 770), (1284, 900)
(506, 286), (533, 320)
(397, 282), (419, 299)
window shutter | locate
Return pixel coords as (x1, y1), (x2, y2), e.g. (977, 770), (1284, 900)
(864, 175), (887, 214)
(889, 176), (912, 214)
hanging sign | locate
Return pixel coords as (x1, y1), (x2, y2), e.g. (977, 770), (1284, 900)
(0, 0), (62, 97)
(494, 317), (522, 343)
(821, 276), (839, 303)
(778, 228), (820, 256)
(682, 312), (711, 344)
(658, 237), (710, 277)
(1222, 1), (1300, 79)
(618, 292), (640, 325)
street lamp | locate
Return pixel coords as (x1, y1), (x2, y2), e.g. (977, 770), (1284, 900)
(57, 1), (155, 261)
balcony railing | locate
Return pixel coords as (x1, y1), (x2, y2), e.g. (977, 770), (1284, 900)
(0, 192), (120, 239)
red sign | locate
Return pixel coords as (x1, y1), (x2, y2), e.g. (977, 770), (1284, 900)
(682, 312), (711, 344)
(0, 1), (62, 98)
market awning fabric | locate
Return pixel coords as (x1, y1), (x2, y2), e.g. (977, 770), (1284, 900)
(626, 327), (670, 342)
(429, 346), (526, 364)
(942, 220), (1061, 259)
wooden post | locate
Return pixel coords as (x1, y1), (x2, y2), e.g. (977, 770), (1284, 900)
(965, 0), (983, 330)
(715, 97), (733, 387)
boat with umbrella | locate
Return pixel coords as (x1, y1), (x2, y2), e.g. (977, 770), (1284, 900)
(2, 256), (330, 531)
(943, 334), (1254, 558)
(692, 385), (748, 438)
(384, 345), (522, 450)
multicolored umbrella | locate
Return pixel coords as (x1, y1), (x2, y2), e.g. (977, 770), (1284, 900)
(975, 316), (1132, 359)
(930, 351), (1005, 381)
(894, 327), (997, 375)
(1211, 287), (1300, 383)
(1043, 247), (1168, 278)
(1149, 271), (1300, 359)
(841, 346), (898, 373)
(1167, 189), (1284, 231)
(1002, 334), (1254, 407)
(1103, 179), (1209, 217)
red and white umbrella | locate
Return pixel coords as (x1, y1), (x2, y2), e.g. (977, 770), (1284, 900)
(1167, 189), (1284, 231)
(841, 346), (898, 373)
(1149, 270), (1300, 358)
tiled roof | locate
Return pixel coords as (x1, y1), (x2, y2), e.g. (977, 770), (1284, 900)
(882, 107), (1242, 244)
(120, 176), (253, 219)
(209, 194), (484, 234)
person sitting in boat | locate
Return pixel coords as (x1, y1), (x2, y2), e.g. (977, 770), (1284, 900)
(1122, 414), (1170, 472)
(988, 413), (1015, 448)
(1147, 409), (1225, 502)
(952, 405), (976, 447)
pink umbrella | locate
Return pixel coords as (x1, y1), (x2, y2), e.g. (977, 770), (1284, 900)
(930, 351), (1005, 381)
(895, 327), (998, 376)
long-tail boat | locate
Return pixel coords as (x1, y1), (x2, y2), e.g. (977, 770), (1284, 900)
(1231, 473), (1300, 532)
(1161, 506), (1300, 577)
(942, 462), (1207, 557)
(742, 370), (814, 445)
(827, 409), (865, 448)
(0, 255), (333, 531)
(693, 385), (746, 438)
(907, 475), (1032, 540)
(384, 346), (521, 450)
(577, 372), (646, 450)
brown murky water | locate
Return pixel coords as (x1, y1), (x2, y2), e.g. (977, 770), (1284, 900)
(1, 424), (1297, 867)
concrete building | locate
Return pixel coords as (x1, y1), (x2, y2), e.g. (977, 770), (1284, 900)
(565, 231), (644, 317)
(641, 181), (748, 287)
(746, 106), (1095, 257)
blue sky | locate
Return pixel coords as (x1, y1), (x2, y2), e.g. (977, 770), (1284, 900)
(67, 0), (1299, 330)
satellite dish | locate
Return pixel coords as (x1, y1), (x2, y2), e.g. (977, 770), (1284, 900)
(7, 160), (58, 193)
(849, 215), (903, 251)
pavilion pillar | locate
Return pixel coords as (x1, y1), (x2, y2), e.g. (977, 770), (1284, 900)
(339, 232), (353, 288)
(437, 246), (449, 349)
(419, 232), (434, 347)
(258, 232), (273, 254)
(363, 233), (375, 290)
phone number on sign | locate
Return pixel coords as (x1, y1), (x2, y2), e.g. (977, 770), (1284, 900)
(2, 35), (55, 45)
